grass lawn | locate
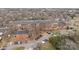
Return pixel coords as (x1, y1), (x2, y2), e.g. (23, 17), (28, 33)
(40, 42), (55, 50)
(13, 46), (25, 50)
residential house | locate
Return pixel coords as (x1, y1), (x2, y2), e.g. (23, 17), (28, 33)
(14, 30), (29, 42)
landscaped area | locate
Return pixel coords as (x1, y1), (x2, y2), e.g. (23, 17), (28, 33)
(13, 46), (25, 50)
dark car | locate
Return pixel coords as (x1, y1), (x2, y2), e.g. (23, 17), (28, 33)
(42, 39), (48, 43)
(14, 41), (22, 44)
(14, 42), (18, 44)
(47, 32), (51, 34)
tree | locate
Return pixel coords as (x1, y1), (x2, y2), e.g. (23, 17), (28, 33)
(49, 35), (61, 49)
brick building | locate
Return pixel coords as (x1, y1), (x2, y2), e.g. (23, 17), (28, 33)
(14, 30), (29, 42)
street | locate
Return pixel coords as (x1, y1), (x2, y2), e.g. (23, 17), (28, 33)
(5, 33), (52, 50)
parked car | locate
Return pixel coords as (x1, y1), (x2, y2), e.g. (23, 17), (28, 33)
(14, 42), (18, 44)
(43, 39), (48, 42)
(42, 39), (48, 43)
(14, 41), (22, 45)
(47, 32), (51, 34)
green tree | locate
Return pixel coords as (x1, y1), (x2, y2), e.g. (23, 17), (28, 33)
(49, 35), (61, 49)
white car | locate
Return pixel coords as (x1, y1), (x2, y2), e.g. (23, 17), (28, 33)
(41, 41), (45, 44)
(41, 39), (48, 44)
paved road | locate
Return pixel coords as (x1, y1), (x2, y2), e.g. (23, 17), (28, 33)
(5, 33), (52, 50)
(15, 20), (55, 24)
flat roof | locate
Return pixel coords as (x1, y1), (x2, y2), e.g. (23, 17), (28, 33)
(14, 31), (28, 35)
